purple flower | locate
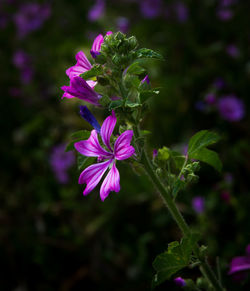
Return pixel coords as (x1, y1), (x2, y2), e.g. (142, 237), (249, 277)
(74, 111), (135, 201)
(192, 196), (205, 214)
(174, 277), (186, 287)
(216, 8), (233, 21)
(50, 144), (75, 184)
(66, 51), (96, 88)
(14, 3), (51, 38)
(195, 100), (206, 112)
(12, 50), (34, 84)
(88, 0), (105, 22)
(204, 93), (216, 105)
(219, 0), (237, 7)
(116, 17), (130, 34)
(153, 149), (158, 159)
(139, 0), (162, 19)
(61, 77), (101, 105)
(229, 246), (250, 281)
(79, 105), (101, 133)
(174, 1), (189, 23)
(226, 44), (240, 58)
(217, 95), (245, 122)
(90, 31), (112, 59)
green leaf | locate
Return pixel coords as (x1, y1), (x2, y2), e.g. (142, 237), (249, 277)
(77, 154), (96, 171)
(158, 146), (170, 161)
(153, 233), (199, 287)
(109, 100), (123, 110)
(190, 148), (222, 172)
(188, 130), (220, 155)
(170, 151), (186, 170)
(65, 130), (91, 152)
(188, 130), (222, 172)
(140, 88), (160, 103)
(125, 100), (141, 108)
(71, 130), (91, 139)
(126, 62), (146, 75)
(80, 64), (103, 80)
(135, 48), (164, 60)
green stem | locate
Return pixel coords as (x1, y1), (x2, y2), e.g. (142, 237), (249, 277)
(133, 125), (225, 291)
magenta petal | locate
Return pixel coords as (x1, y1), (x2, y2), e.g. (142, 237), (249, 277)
(114, 130), (135, 160)
(66, 51), (92, 80)
(79, 159), (112, 196)
(75, 130), (112, 158)
(92, 34), (104, 52)
(100, 163), (120, 201)
(100, 110), (116, 151)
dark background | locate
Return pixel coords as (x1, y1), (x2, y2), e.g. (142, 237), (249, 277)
(1, 0), (250, 290)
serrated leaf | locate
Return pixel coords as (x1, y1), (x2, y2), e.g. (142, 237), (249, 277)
(153, 233), (199, 287)
(188, 130), (220, 156)
(126, 62), (145, 75)
(80, 65), (103, 80)
(136, 48), (164, 60)
(188, 130), (222, 172)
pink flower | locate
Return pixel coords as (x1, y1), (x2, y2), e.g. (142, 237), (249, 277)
(74, 111), (135, 201)
(90, 31), (112, 58)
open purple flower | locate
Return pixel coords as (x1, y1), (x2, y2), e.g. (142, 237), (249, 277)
(90, 31), (112, 59)
(74, 111), (135, 201)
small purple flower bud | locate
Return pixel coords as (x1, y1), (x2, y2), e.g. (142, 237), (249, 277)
(192, 196), (205, 214)
(141, 75), (150, 84)
(174, 277), (186, 287)
(79, 105), (101, 133)
(153, 149), (158, 159)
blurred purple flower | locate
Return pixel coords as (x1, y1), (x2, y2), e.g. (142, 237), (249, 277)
(0, 13), (9, 29)
(213, 77), (225, 90)
(174, 277), (186, 287)
(204, 93), (216, 105)
(174, 1), (189, 23)
(139, 0), (162, 19)
(116, 17), (130, 34)
(88, 0), (105, 22)
(153, 149), (158, 159)
(50, 144), (75, 184)
(229, 245), (250, 281)
(12, 50), (34, 84)
(217, 95), (245, 122)
(224, 173), (233, 184)
(219, 0), (237, 7)
(217, 8), (233, 21)
(192, 196), (205, 214)
(195, 100), (206, 112)
(226, 44), (240, 58)
(220, 190), (231, 204)
(14, 3), (51, 38)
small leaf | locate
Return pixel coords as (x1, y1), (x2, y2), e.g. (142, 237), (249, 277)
(109, 100), (123, 110)
(136, 48), (164, 60)
(125, 100), (141, 108)
(188, 130), (222, 172)
(80, 64), (103, 80)
(140, 88), (160, 103)
(170, 151), (186, 170)
(158, 146), (170, 161)
(126, 62), (146, 75)
(71, 130), (91, 139)
(77, 154), (96, 171)
(65, 139), (82, 152)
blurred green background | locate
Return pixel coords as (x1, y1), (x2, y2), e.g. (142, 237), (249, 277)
(1, 0), (250, 290)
